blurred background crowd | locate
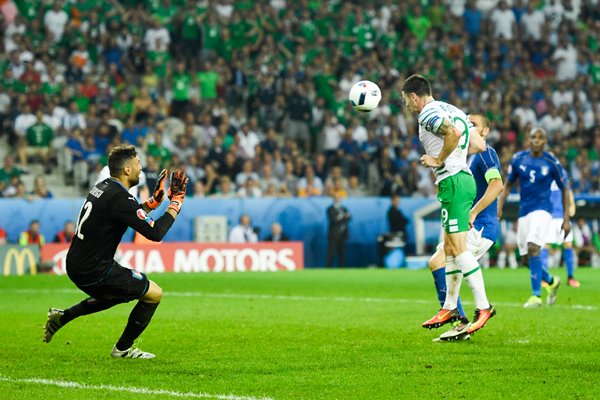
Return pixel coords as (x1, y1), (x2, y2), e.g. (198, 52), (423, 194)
(0, 0), (599, 200)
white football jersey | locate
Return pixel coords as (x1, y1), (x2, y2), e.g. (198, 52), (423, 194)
(96, 165), (147, 199)
(418, 100), (473, 183)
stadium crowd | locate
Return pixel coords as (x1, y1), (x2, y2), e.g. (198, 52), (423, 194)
(0, 0), (599, 200)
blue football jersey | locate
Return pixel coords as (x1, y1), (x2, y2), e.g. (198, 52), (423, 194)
(507, 151), (567, 217)
(468, 145), (502, 242)
(550, 165), (569, 218)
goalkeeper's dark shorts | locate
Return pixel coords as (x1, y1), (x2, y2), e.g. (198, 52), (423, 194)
(74, 260), (150, 303)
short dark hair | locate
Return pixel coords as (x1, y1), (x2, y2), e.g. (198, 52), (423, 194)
(470, 113), (491, 129)
(108, 145), (137, 177)
(401, 75), (432, 97)
(529, 127), (547, 138)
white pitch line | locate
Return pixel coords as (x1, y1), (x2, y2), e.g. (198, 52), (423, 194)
(4, 288), (597, 311)
(0, 376), (274, 400)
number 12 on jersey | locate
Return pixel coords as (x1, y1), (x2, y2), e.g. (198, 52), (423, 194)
(75, 201), (93, 240)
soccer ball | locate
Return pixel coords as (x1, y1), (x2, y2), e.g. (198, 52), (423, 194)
(349, 80), (382, 112)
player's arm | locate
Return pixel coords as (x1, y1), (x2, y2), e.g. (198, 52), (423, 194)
(113, 197), (177, 242)
(560, 185), (571, 238)
(497, 179), (514, 220)
(552, 161), (571, 238)
(497, 158), (518, 220)
(468, 129), (486, 154)
(113, 170), (189, 241)
(433, 118), (461, 164)
(420, 119), (460, 168)
(470, 168), (504, 228)
(568, 189), (576, 217)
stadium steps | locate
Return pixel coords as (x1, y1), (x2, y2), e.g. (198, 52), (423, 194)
(21, 165), (81, 198)
(0, 137), (79, 198)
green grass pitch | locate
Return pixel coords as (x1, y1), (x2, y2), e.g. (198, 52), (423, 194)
(1, 268), (599, 400)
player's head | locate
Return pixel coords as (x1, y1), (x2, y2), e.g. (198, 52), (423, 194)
(108, 145), (141, 186)
(529, 128), (547, 154)
(401, 75), (432, 113)
(468, 114), (491, 139)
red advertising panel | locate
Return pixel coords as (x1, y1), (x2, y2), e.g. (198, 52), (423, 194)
(41, 242), (304, 275)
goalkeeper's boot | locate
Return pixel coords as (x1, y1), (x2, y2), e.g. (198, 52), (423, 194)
(437, 317), (471, 342)
(466, 305), (496, 335)
(523, 295), (542, 308)
(568, 278), (580, 288)
(545, 276), (561, 305)
(111, 345), (155, 359)
(43, 308), (64, 343)
(422, 308), (461, 329)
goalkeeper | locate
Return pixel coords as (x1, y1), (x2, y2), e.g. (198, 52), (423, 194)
(43, 145), (188, 359)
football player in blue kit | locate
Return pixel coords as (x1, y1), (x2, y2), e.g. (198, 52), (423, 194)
(542, 165), (579, 287)
(428, 114), (504, 341)
(498, 128), (571, 308)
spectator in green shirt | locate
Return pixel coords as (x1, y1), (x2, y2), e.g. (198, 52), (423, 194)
(113, 91), (134, 120)
(0, 155), (24, 186)
(16, 0), (40, 21)
(147, 39), (171, 79)
(354, 12), (376, 51)
(590, 53), (600, 84)
(171, 62), (192, 118)
(407, 6), (432, 42)
(216, 27), (234, 62)
(202, 12), (221, 60)
(18, 110), (53, 172)
(196, 61), (220, 102)
(180, 5), (203, 65)
(146, 123), (172, 167)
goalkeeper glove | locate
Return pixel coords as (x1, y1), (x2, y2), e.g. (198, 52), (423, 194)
(143, 168), (168, 210)
(167, 169), (189, 214)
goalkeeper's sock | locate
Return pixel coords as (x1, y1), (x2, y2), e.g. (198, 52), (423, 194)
(529, 255), (543, 297)
(457, 251), (490, 310)
(433, 267), (466, 318)
(61, 297), (120, 325)
(564, 248), (575, 279)
(115, 301), (160, 351)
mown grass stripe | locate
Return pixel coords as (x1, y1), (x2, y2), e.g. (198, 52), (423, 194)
(0, 376), (273, 400)
(7, 288), (597, 311)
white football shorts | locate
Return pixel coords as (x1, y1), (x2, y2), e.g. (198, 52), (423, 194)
(437, 226), (495, 261)
(517, 210), (552, 255)
(545, 218), (574, 244)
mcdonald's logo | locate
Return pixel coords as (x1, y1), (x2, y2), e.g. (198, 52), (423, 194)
(2, 246), (38, 276)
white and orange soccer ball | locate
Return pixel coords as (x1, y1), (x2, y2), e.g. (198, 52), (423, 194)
(348, 80), (382, 112)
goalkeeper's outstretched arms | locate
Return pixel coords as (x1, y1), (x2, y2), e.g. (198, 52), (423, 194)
(112, 169), (189, 242)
